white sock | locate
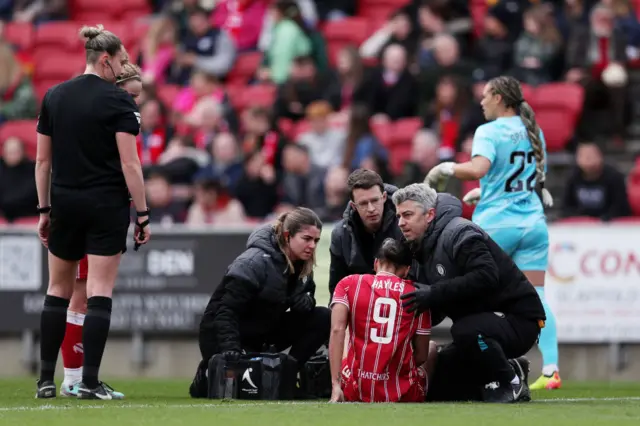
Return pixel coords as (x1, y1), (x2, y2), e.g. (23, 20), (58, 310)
(63, 367), (83, 385)
(511, 375), (520, 385)
(542, 364), (558, 377)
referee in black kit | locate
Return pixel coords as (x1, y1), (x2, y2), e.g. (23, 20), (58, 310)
(34, 25), (150, 400)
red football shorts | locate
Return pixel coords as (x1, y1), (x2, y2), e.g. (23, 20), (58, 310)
(77, 256), (88, 280)
(341, 362), (427, 403)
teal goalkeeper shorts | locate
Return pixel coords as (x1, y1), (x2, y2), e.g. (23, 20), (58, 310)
(485, 220), (549, 271)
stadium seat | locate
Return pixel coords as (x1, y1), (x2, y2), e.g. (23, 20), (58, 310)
(322, 17), (370, 45)
(0, 216), (7, 226)
(555, 217), (601, 224)
(2, 22), (35, 52)
(227, 52), (262, 85)
(0, 120), (38, 159)
(391, 118), (422, 147)
(34, 54), (85, 83)
(520, 83), (535, 104)
(388, 144), (412, 176)
(34, 22), (84, 54)
(628, 172), (640, 216)
(532, 83), (584, 152)
(71, 0), (150, 20)
(461, 180), (479, 220)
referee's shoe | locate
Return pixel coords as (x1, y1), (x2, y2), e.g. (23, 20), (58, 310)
(77, 382), (124, 400)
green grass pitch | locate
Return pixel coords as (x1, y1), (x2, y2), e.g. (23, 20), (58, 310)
(1, 379), (639, 425)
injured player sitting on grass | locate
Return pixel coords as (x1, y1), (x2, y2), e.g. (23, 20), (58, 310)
(328, 238), (437, 403)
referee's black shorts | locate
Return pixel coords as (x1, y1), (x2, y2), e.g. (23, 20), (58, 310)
(48, 186), (131, 261)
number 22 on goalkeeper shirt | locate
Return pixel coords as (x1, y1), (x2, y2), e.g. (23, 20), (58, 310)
(331, 272), (431, 403)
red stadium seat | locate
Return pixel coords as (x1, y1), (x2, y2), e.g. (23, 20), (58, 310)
(461, 180), (479, 220)
(628, 173), (640, 216)
(2, 22), (35, 52)
(71, 0), (150, 20)
(0, 120), (38, 159)
(34, 54), (85, 83)
(391, 118), (422, 147)
(520, 83), (535, 104)
(34, 22), (84, 54)
(555, 217), (601, 224)
(0, 216), (7, 226)
(239, 84), (276, 111)
(532, 83), (584, 152)
(227, 52), (262, 85)
(322, 18), (370, 45)
(388, 144), (412, 176)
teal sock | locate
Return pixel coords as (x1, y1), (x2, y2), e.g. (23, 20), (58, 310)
(535, 287), (559, 372)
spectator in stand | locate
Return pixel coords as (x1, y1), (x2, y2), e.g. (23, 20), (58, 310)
(157, 136), (210, 184)
(241, 106), (287, 174)
(260, 0), (329, 82)
(457, 68), (495, 151)
(139, 16), (178, 84)
(561, 142), (631, 221)
(315, 0), (356, 21)
(185, 98), (232, 149)
(317, 165), (350, 221)
(172, 69), (236, 137)
(297, 100), (346, 169)
(566, 3), (628, 143)
(194, 132), (244, 195)
(422, 75), (469, 161)
(0, 42), (37, 124)
(281, 144), (326, 210)
(324, 46), (366, 114)
(475, 3), (518, 79)
(416, 0), (473, 63)
(212, 0), (269, 52)
(362, 43), (419, 122)
(185, 178), (246, 225)
(604, 0), (640, 50)
(512, 4), (564, 86)
(555, 0), (592, 41)
(164, 0), (203, 40)
(419, 34), (473, 109)
(397, 129), (440, 188)
(360, 8), (418, 65)
(145, 170), (189, 225)
(235, 150), (280, 219)
(342, 103), (388, 171)
(138, 99), (170, 167)
(274, 55), (338, 122)
(0, 137), (38, 222)
(171, 6), (236, 85)
(13, 0), (67, 23)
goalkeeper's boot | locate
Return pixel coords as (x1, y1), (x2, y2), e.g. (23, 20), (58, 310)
(530, 371), (562, 390)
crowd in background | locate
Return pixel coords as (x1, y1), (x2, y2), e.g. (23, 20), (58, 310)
(0, 0), (639, 226)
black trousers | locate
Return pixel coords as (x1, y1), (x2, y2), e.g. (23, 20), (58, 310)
(427, 312), (540, 402)
(199, 307), (331, 369)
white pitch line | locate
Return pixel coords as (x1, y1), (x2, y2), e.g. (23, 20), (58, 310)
(1, 397), (640, 412)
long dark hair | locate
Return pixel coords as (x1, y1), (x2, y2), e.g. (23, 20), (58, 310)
(342, 103), (372, 169)
(488, 75), (553, 206)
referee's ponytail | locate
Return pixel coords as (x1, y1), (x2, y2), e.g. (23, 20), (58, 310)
(488, 76), (553, 208)
(79, 24), (123, 64)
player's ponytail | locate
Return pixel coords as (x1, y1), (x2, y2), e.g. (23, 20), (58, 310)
(489, 76), (553, 207)
(273, 207), (323, 278)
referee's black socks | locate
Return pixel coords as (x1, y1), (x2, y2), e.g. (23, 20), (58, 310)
(82, 296), (112, 388)
(40, 295), (70, 382)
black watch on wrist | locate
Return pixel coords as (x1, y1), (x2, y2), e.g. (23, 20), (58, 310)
(37, 205), (51, 214)
(136, 208), (150, 217)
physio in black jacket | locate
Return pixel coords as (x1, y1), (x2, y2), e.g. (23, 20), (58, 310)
(392, 183), (545, 403)
(190, 207), (330, 398)
(328, 169), (405, 298)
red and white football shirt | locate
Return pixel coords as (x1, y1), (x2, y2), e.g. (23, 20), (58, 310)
(331, 272), (431, 402)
